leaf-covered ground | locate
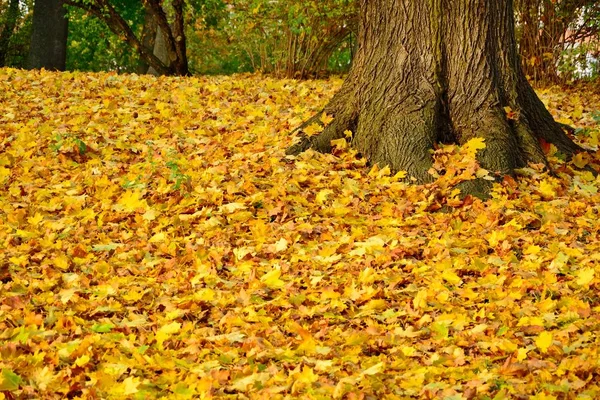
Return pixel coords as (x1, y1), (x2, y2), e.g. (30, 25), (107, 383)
(1, 68), (600, 399)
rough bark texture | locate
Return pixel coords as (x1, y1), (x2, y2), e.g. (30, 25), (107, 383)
(28, 0), (68, 71)
(287, 0), (584, 197)
(0, 0), (20, 67)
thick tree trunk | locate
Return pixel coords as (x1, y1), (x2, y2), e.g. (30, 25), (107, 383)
(287, 0), (583, 197)
(0, 0), (20, 67)
(28, 0), (69, 71)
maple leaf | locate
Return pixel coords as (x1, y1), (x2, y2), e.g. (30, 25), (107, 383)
(535, 331), (553, 353)
(261, 264), (285, 288)
(3, 69), (600, 399)
(156, 322), (181, 349)
(575, 268), (595, 286)
(115, 190), (148, 213)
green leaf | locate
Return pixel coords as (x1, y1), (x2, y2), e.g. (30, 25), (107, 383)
(0, 369), (22, 391)
(91, 323), (114, 333)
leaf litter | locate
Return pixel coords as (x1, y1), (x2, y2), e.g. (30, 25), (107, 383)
(1, 69), (600, 399)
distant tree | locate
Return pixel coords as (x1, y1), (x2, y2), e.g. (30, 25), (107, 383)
(65, 0), (189, 76)
(0, 0), (20, 67)
(516, 0), (600, 83)
(28, 0), (69, 70)
(198, 0), (356, 78)
(288, 0), (584, 198)
(66, 2), (144, 73)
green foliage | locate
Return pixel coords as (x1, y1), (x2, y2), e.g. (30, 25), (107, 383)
(188, 0), (357, 77)
(0, 0), (33, 68)
(65, 1), (144, 73)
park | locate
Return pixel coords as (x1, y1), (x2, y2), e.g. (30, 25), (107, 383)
(1, 0), (600, 398)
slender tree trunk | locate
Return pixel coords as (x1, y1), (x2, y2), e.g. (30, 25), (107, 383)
(287, 0), (583, 198)
(0, 0), (20, 67)
(28, 0), (69, 71)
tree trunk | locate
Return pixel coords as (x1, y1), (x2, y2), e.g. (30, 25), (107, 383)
(287, 0), (583, 198)
(137, 9), (158, 74)
(147, 26), (169, 76)
(0, 0), (20, 67)
(28, 0), (69, 71)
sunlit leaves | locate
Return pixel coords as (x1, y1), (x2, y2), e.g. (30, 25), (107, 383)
(1, 69), (600, 399)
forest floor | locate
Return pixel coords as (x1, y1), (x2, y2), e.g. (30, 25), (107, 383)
(1, 69), (600, 399)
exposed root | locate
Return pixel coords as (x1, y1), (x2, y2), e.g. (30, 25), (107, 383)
(455, 179), (494, 200)
(558, 122), (576, 135)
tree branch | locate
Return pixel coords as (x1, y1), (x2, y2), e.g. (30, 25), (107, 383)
(64, 0), (172, 75)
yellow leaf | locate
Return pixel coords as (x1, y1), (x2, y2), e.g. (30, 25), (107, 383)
(487, 230), (507, 247)
(362, 362), (384, 376)
(32, 367), (55, 391)
(516, 348), (528, 362)
(297, 337), (317, 355)
(156, 321), (181, 349)
(149, 232), (167, 243)
(538, 180), (556, 199)
(572, 153), (588, 169)
(394, 170), (407, 179)
(330, 138), (347, 150)
(74, 355), (90, 367)
(441, 270), (462, 286)
(320, 113), (334, 126)
(535, 331), (552, 353)
(523, 245), (541, 255)
(0, 166), (10, 181)
(273, 238), (288, 253)
(27, 213), (44, 226)
(463, 137), (486, 157)
(401, 346), (416, 356)
(316, 189), (334, 205)
(261, 265), (285, 288)
(296, 366), (318, 384)
(54, 254), (70, 271)
(303, 123), (324, 137)
(413, 289), (428, 309)
(220, 202), (246, 214)
(576, 267), (595, 286)
(116, 191), (148, 213)
(122, 376), (141, 395)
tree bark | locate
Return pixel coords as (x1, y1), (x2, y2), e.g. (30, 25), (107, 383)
(287, 0), (584, 198)
(137, 8), (158, 74)
(28, 0), (69, 71)
(147, 26), (169, 76)
(142, 0), (189, 76)
(0, 0), (20, 67)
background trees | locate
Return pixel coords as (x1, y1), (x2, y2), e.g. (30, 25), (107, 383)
(0, 0), (32, 68)
(515, 0), (600, 84)
(0, 0), (20, 66)
(64, 0), (189, 76)
(2, 0), (598, 82)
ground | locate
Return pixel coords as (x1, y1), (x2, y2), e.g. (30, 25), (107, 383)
(1, 69), (600, 398)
